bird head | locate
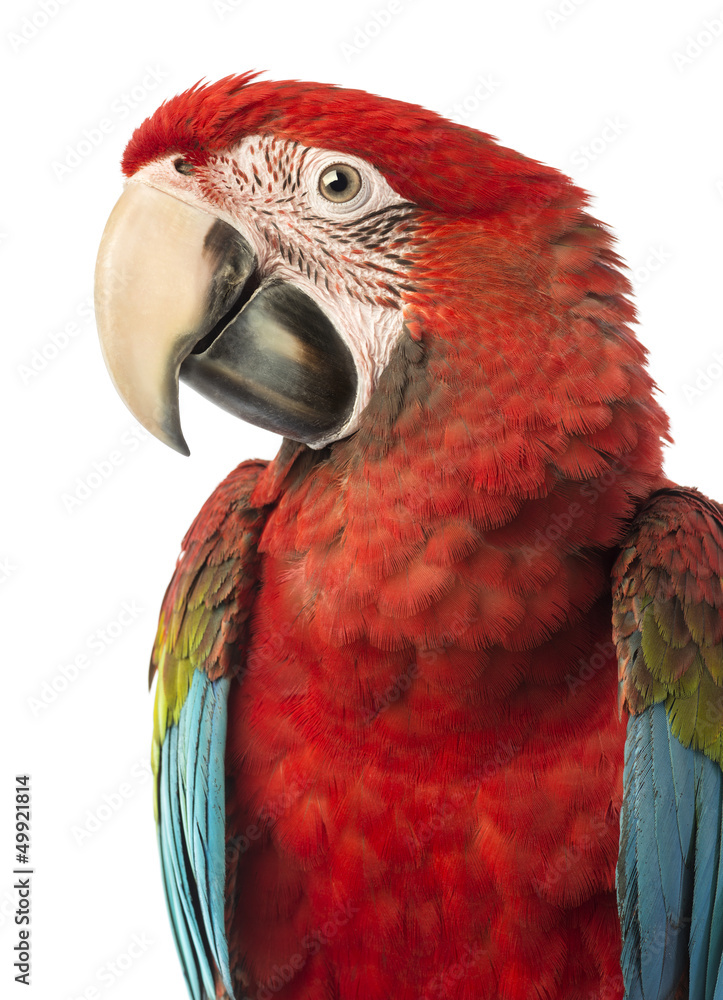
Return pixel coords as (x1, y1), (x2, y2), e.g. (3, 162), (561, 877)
(95, 72), (668, 507)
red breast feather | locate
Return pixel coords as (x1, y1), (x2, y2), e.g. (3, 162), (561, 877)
(133, 76), (670, 999)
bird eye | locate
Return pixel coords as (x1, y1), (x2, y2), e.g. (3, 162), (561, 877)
(174, 157), (194, 176)
(318, 163), (362, 203)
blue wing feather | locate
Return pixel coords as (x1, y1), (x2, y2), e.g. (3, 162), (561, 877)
(709, 829), (723, 999)
(689, 754), (722, 1000)
(655, 706), (694, 921)
(150, 460), (268, 1000)
(158, 670), (233, 999)
(618, 703), (723, 999)
(207, 681), (231, 987)
(160, 727), (212, 1000)
(619, 717), (643, 995)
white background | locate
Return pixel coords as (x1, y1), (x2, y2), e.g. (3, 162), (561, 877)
(2, 0), (722, 998)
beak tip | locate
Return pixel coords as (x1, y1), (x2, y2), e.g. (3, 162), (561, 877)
(159, 423), (191, 457)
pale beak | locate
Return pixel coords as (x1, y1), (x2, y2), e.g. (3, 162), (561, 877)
(94, 182), (255, 454)
(95, 181), (358, 454)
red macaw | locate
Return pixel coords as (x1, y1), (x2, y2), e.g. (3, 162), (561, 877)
(94, 73), (723, 1000)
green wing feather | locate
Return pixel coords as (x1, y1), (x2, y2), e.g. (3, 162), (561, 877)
(150, 458), (268, 811)
(148, 459), (269, 999)
(613, 485), (723, 765)
(614, 486), (723, 998)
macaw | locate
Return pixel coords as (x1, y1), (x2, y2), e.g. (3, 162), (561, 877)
(94, 73), (723, 1000)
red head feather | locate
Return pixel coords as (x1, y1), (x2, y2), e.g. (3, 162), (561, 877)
(122, 72), (570, 217)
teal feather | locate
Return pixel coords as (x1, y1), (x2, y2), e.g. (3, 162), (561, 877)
(689, 754), (722, 1000)
(160, 731), (210, 999)
(157, 671), (233, 999)
(618, 704), (723, 999)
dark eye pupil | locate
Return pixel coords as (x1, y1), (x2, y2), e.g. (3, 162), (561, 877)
(326, 170), (348, 192)
(319, 163), (362, 203)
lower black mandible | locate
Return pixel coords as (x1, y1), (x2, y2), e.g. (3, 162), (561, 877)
(180, 280), (358, 445)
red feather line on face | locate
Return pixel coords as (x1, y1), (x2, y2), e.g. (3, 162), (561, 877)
(122, 72), (570, 217)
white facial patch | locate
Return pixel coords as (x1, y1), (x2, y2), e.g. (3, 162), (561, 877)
(132, 136), (420, 448)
